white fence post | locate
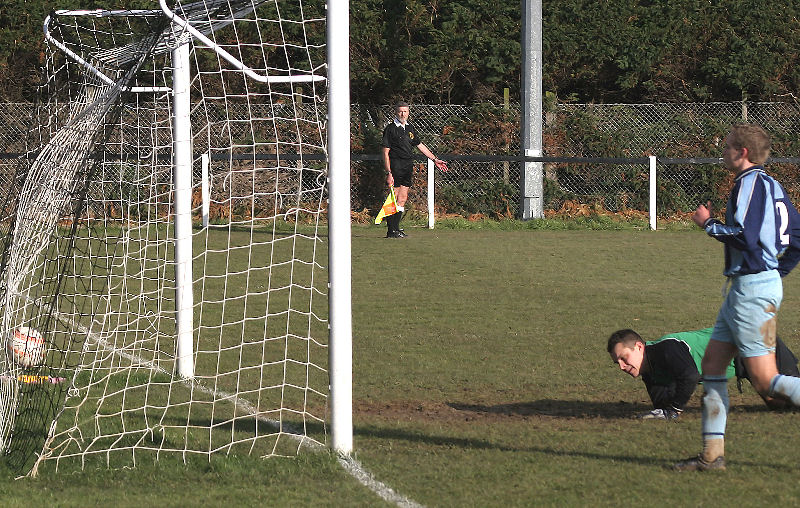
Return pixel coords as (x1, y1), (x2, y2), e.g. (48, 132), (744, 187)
(427, 158), (435, 229)
(649, 155), (657, 231)
(201, 153), (210, 228)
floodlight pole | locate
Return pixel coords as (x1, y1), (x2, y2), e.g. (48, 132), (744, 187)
(521, 0), (543, 219)
(327, 0), (353, 455)
(172, 41), (195, 379)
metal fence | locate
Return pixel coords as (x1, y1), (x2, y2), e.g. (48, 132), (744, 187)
(354, 102), (800, 217)
(4, 101), (800, 218)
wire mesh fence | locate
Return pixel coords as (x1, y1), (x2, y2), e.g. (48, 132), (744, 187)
(4, 101), (800, 219)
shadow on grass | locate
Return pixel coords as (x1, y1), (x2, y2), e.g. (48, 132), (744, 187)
(181, 415), (327, 436)
(354, 422), (674, 467)
(729, 403), (800, 414)
(447, 399), (652, 419)
(449, 400), (795, 419)
(355, 404), (798, 472)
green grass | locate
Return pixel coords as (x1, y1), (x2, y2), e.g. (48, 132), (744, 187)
(5, 223), (800, 505)
(351, 224), (800, 506)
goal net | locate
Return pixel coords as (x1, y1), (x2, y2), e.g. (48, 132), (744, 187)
(1, 1), (334, 476)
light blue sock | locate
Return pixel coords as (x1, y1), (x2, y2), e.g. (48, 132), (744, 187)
(702, 376), (729, 439)
(769, 374), (800, 405)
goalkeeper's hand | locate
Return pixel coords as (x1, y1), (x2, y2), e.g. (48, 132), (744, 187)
(434, 159), (448, 172)
(637, 408), (680, 420)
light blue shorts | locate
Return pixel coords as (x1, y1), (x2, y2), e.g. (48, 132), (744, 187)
(711, 270), (782, 358)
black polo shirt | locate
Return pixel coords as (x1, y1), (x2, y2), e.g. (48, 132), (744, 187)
(382, 120), (421, 172)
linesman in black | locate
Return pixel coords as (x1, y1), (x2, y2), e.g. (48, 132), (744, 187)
(381, 102), (448, 238)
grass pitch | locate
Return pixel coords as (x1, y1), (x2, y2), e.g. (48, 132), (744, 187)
(4, 222), (800, 506)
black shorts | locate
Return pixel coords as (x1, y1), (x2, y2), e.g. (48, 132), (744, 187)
(390, 160), (414, 187)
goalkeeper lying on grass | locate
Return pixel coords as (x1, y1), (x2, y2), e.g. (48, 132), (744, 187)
(607, 328), (799, 419)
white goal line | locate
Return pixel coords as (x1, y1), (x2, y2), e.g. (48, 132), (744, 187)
(34, 298), (314, 446)
(31, 295), (423, 507)
(56, 307), (423, 507)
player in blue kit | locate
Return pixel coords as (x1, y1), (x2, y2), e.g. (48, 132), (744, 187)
(675, 124), (800, 471)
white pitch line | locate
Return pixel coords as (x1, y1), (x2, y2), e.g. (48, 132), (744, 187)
(57, 312), (424, 507)
(338, 455), (426, 508)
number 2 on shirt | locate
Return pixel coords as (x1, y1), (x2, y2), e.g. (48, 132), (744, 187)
(777, 201), (790, 246)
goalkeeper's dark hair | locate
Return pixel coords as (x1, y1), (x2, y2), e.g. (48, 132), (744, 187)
(606, 329), (644, 353)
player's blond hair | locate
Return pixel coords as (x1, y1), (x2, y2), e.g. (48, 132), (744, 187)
(729, 123), (771, 164)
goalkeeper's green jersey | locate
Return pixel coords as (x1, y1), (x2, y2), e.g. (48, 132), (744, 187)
(647, 328), (736, 379)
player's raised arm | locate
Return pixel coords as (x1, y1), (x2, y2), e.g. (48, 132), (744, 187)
(416, 142), (448, 171)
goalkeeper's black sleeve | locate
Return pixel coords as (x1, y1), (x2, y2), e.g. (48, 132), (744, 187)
(641, 340), (701, 412)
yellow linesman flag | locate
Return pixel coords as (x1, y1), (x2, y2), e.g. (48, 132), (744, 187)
(374, 187), (398, 224)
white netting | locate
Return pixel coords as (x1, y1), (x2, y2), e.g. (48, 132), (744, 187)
(1, 1), (329, 476)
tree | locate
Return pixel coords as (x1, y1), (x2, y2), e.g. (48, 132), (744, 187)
(542, 0), (800, 103)
(3, 0), (800, 105)
(350, 0), (520, 106)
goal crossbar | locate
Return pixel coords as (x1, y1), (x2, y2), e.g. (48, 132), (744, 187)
(47, 3), (326, 91)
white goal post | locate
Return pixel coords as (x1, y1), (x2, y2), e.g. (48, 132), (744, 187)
(0, 0), (352, 476)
